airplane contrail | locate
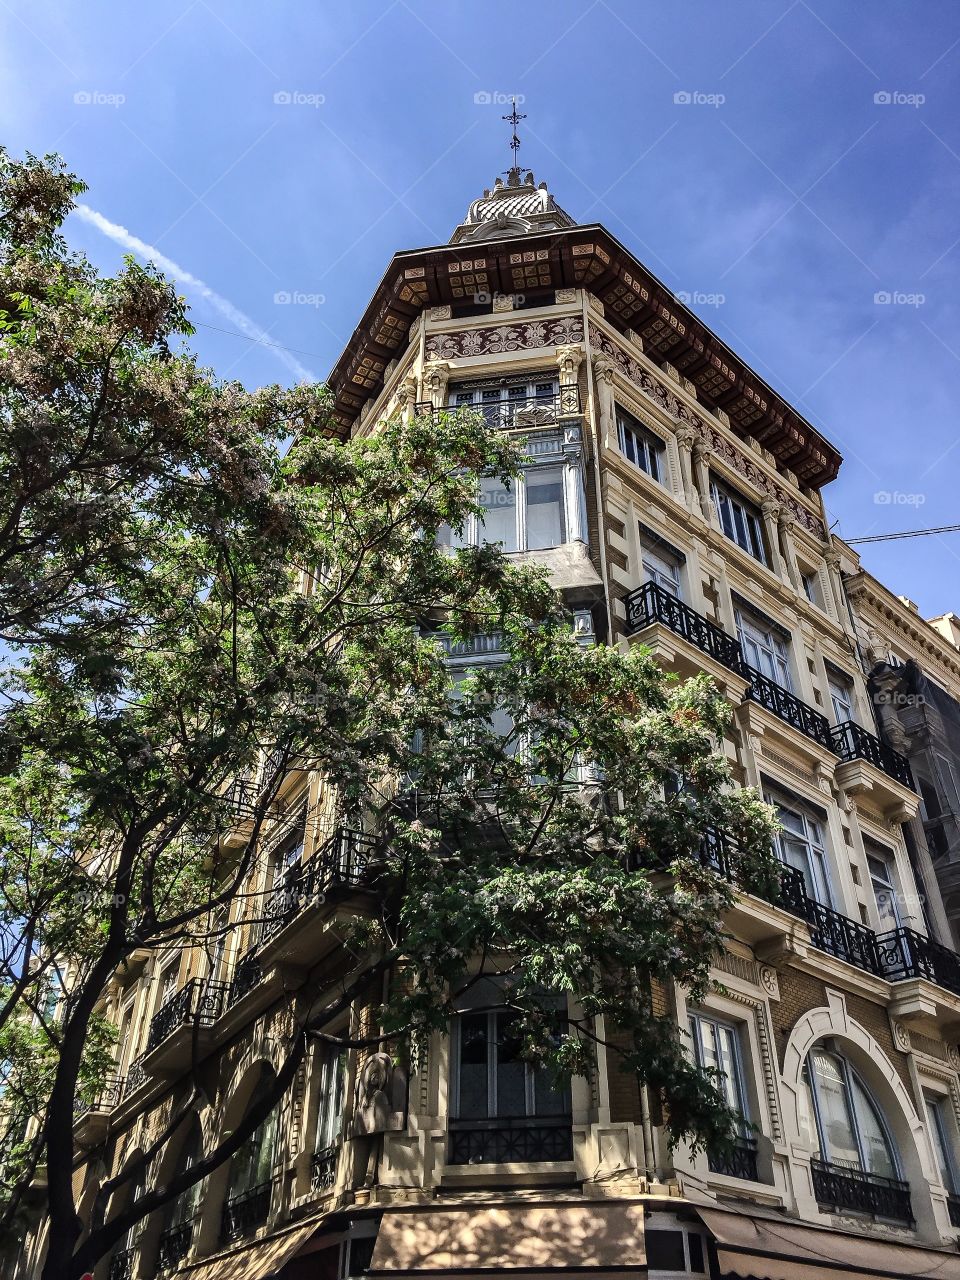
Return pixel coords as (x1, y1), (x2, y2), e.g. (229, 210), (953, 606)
(74, 203), (316, 383)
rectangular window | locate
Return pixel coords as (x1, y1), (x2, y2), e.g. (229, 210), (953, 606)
(735, 608), (791, 688)
(525, 465), (566, 550)
(711, 479), (767, 564)
(801, 568), (822, 608)
(926, 1094), (959, 1193)
(453, 1002), (569, 1121)
(688, 1012), (749, 1130)
(616, 405), (664, 482)
(766, 792), (833, 906)
(315, 1044), (348, 1151)
(478, 476), (519, 551)
(828, 672), (855, 725)
(450, 377), (559, 430)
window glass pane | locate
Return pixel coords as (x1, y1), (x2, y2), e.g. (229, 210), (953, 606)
(868, 848), (901, 930)
(641, 544), (681, 595)
(316, 1047), (348, 1149)
(526, 467), (565, 550)
(850, 1075), (896, 1179)
(926, 1097), (957, 1192)
(810, 1051), (860, 1169)
(478, 478), (518, 551)
(457, 1013), (488, 1119)
(495, 1012), (527, 1116)
(798, 1064), (820, 1153)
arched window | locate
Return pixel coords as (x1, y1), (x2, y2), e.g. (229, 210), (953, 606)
(156, 1120), (202, 1271)
(220, 1067), (279, 1243)
(799, 1044), (898, 1179)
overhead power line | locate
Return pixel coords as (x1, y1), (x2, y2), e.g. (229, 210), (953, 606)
(847, 523), (960, 545)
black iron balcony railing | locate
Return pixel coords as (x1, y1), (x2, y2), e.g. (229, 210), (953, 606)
(121, 1054), (148, 1100)
(311, 1143), (340, 1192)
(707, 1135), (759, 1181)
(108, 1247), (134, 1280)
(810, 1158), (913, 1224)
(875, 926), (960, 993)
(147, 979), (226, 1054)
(448, 1115), (573, 1165)
(801, 897), (885, 977)
(622, 582), (745, 675)
(418, 389), (582, 431)
(220, 1180), (272, 1243)
(260, 828), (379, 945)
(948, 1194), (960, 1228)
(746, 667), (835, 752)
(227, 947), (262, 1009)
(830, 720), (915, 791)
(74, 1075), (124, 1120)
(156, 1220), (193, 1270)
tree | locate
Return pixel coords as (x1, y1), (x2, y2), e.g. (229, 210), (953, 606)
(0, 150), (779, 1280)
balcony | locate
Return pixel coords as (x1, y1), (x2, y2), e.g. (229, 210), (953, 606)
(257, 827), (379, 962)
(74, 1075), (124, 1144)
(622, 582), (745, 676)
(148, 978), (225, 1052)
(157, 1220), (193, 1270)
(311, 1143), (340, 1192)
(830, 720), (914, 790)
(417, 388), (582, 433)
(810, 1157), (913, 1224)
(108, 1247), (135, 1280)
(707, 1136), (759, 1181)
(121, 1053), (148, 1101)
(448, 1115), (573, 1165)
(227, 947), (263, 1009)
(220, 1180), (272, 1243)
(746, 667), (835, 753)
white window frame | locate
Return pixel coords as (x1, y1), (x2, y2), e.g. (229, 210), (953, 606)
(315, 1040), (348, 1153)
(616, 405), (665, 483)
(827, 671), (855, 725)
(802, 1044), (901, 1179)
(641, 537), (683, 598)
(688, 1011), (750, 1133)
(925, 1092), (960, 1194)
(865, 839), (902, 931)
(450, 376), (559, 430)
(440, 463), (570, 553)
(765, 790), (834, 906)
(451, 996), (570, 1122)
(711, 478), (767, 565)
(736, 608), (792, 689)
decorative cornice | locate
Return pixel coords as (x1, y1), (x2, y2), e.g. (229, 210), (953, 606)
(424, 315), (584, 361)
(591, 328), (827, 538)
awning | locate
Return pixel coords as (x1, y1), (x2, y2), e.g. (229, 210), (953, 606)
(178, 1220), (319, 1280)
(368, 1201), (646, 1274)
(699, 1206), (960, 1280)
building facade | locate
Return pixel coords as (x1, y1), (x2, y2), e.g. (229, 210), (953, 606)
(19, 170), (960, 1280)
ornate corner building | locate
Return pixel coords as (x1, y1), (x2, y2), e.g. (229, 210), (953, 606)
(24, 168), (960, 1280)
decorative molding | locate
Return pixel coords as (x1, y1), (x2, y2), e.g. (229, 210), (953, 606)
(424, 315), (585, 361)
(555, 287), (578, 304)
(949, 1044), (960, 1070)
(589, 328), (826, 538)
(724, 987), (783, 1142)
(759, 965), (781, 1001)
(892, 1020), (911, 1053)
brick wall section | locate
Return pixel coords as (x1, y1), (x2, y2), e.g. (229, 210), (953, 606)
(846, 990), (914, 1099)
(605, 1028), (644, 1124)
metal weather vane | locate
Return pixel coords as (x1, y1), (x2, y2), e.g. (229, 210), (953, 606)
(502, 98), (527, 174)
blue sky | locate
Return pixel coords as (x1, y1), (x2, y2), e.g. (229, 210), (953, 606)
(3, 2), (960, 617)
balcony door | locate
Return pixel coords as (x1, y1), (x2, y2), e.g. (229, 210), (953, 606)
(641, 541), (682, 598)
(450, 378), (558, 430)
(736, 609), (791, 689)
(768, 794), (833, 906)
(801, 1046), (898, 1180)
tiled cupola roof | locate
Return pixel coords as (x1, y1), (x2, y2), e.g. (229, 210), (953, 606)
(449, 167), (576, 243)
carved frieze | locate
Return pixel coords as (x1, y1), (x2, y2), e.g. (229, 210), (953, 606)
(425, 315), (584, 361)
(590, 329), (826, 539)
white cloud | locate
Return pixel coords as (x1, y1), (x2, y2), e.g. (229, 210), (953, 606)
(73, 203), (316, 383)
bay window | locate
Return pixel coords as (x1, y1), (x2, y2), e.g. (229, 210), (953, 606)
(439, 464), (569, 553)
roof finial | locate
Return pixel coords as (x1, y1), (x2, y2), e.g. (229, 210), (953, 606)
(501, 97), (526, 181)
